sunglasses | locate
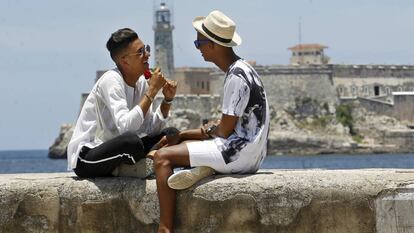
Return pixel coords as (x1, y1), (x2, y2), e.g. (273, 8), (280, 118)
(194, 39), (211, 49)
(124, 44), (151, 58)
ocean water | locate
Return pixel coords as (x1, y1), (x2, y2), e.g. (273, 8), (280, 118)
(0, 150), (414, 174)
(0, 150), (68, 174)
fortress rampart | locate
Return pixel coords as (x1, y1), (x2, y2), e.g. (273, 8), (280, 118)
(154, 94), (221, 120)
(332, 64), (414, 78)
(210, 65), (339, 109)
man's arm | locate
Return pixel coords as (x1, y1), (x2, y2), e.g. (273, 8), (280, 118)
(138, 68), (166, 116)
(207, 114), (238, 138)
(151, 114), (238, 151)
(179, 114), (238, 140)
(160, 79), (177, 118)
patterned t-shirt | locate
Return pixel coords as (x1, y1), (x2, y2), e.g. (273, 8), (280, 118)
(213, 59), (270, 173)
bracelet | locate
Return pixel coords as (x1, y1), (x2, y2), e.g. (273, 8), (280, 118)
(204, 125), (217, 139)
(162, 98), (173, 105)
(201, 127), (212, 139)
(144, 93), (154, 102)
(205, 124), (217, 138)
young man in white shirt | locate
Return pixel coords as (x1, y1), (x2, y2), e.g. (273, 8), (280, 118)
(67, 28), (177, 178)
(151, 11), (270, 232)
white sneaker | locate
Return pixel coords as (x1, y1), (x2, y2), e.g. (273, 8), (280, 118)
(167, 166), (215, 190)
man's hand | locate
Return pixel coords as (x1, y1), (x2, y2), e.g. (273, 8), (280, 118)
(162, 79), (177, 101)
(202, 119), (221, 131)
(148, 67), (166, 92)
(149, 133), (181, 151)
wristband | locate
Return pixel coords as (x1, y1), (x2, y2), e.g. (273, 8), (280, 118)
(205, 124), (217, 138)
(162, 98), (173, 105)
(201, 127), (213, 139)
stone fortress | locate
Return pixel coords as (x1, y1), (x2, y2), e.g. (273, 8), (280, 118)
(49, 1), (414, 158)
(178, 44), (414, 123)
(11, 3), (414, 233)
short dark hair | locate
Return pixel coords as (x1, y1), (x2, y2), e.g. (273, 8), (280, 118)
(106, 28), (139, 61)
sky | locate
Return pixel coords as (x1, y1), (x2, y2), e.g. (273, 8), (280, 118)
(0, 0), (413, 150)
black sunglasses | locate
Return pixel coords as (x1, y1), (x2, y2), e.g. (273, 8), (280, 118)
(194, 39), (211, 49)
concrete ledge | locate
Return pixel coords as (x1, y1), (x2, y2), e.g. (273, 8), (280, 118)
(1, 169), (414, 233)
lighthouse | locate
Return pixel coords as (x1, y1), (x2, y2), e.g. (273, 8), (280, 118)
(153, 1), (175, 80)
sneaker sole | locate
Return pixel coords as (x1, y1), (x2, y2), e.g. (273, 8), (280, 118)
(168, 166), (214, 190)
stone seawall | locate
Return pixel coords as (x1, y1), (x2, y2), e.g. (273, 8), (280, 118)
(2, 170), (414, 233)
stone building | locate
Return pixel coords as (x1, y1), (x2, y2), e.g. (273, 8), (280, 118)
(288, 44), (330, 65)
(333, 65), (414, 102)
(96, 67), (218, 96)
(173, 67), (217, 94)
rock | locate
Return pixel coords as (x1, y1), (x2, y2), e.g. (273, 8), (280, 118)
(48, 124), (74, 159)
(166, 108), (202, 130)
(112, 158), (154, 178)
(267, 133), (353, 155)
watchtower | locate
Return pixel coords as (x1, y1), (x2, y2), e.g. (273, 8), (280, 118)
(288, 44), (330, 65)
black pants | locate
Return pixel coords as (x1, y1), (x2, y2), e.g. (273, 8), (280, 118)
(73, 127), (178, 178)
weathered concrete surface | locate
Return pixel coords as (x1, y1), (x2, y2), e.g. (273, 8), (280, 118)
(1, 169), (414, 233)
(375, 183), (414, 233)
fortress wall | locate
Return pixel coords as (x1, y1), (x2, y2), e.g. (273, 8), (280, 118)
(332, 65), (414, 78)
(154, 94), (221, 120)
(210, 66), (338, 109)
(332, 65), (414, 97)
(340, 94), (414, 123)
(393, 94), (414, 122)
(260, 73), (338, 108)
(333, 77), (414, 98)
(356, 97), (394, 117)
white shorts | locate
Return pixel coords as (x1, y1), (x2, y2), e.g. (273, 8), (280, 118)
(186, 140), (245, 174)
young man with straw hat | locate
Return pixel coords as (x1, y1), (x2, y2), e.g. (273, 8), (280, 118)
(151, 10), (270, 232)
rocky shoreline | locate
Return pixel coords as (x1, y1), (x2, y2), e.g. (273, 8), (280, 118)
(49, 99), (414, 159)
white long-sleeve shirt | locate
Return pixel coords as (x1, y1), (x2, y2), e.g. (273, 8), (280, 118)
(67, 69), (168, 170)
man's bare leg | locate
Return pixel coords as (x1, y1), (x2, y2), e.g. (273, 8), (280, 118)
(153, 143), (191, 233)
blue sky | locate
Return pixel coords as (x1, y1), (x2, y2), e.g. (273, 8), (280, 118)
(0, 0), (413, 150)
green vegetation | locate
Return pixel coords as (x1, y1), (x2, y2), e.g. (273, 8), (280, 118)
(336, 104), (354, 134)
(323, 102), (329, 113)
(301, 97), (313, 105)
(312, 115), (329, 128)
(352, 134), (364, 144)
(336, 104), (364, 143)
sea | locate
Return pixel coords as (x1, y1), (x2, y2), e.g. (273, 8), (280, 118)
(1, 150), (414, 174)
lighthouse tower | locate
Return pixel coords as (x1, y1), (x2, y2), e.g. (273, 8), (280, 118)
(153, 1), (174, 80)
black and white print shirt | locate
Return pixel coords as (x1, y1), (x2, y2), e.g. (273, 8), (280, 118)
(214, 59), (270, 172)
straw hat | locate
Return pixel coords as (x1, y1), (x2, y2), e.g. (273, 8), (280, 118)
(192, 10), (242, 47)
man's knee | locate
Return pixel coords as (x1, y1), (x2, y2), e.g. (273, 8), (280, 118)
(120, 132), (143, 151)
(161, 127), (180, 136)
(153, 149), (172, 169)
